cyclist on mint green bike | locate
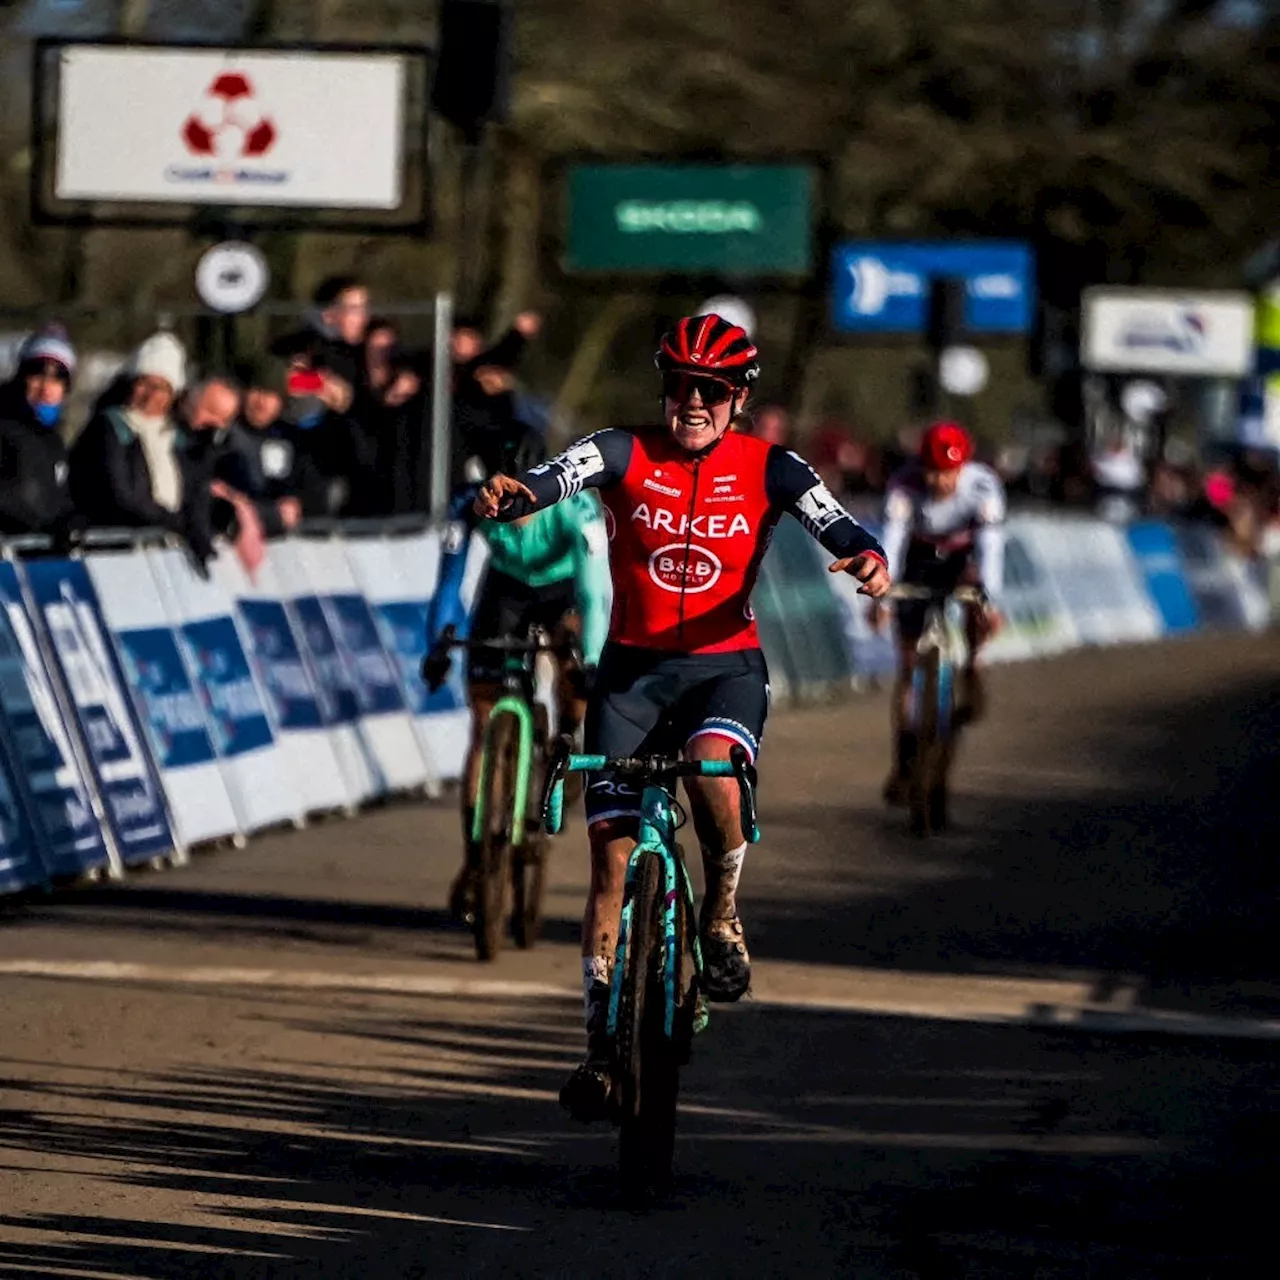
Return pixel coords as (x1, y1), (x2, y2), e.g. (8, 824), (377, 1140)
(423, 429), (610, 921)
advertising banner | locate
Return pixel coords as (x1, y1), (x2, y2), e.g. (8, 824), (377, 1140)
(830, 241), (1034, 334)
(20, 560), (174, 865)
(0, 743), (43, 896)
(56, 46), (406, 209)
(288, 539), (429, 795)
(565, 164), (814, 275)
(211, 549), (353, 817)
(1124, 523), (1200, 635)
(1015, 516), (1162, 646)
(1170, 523), (1270, 632)
(87, 551), (239, 848)
(1081, 287), (1255, 377)
(268, 540), (378, 804)
(342, 533), (448, 789)
(146, 547), (299, 833)
(0, 563), (109, 879)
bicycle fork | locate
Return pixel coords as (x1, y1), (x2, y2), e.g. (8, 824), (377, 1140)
(606, 788), (704, 1043)
(470, 697), (537, 848)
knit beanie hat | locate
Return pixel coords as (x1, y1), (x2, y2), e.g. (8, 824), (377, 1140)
(18, 324), (77, 383)
(128, 331), (187, 394)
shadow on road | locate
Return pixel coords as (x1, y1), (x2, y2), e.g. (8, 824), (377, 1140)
(747, 667), (1280, 1018)
(0, 988), (1274, 1277)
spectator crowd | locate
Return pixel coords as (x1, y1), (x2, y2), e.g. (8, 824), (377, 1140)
(0, 275), (548, 573)
(3, 287), (1278, 574)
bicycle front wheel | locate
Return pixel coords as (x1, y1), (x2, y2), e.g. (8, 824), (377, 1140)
(474, 712), (519, 961)
(616, 850), (683, 1201)
(909, 651), (947, 838)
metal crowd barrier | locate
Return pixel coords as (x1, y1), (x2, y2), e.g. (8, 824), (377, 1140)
(1, 509), (1272, 898)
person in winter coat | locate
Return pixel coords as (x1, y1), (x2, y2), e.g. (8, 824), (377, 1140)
(219, 357), (303, 538)
(0, 325), (82, 539)
(68, 332), (240, 564)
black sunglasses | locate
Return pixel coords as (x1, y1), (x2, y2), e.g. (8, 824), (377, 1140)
(662, 372), (738, 407)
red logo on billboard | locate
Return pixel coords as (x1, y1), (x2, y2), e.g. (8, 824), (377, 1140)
(181, 72), (277, 160)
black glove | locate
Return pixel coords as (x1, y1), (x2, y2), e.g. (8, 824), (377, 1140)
(421, 626), (457, 692)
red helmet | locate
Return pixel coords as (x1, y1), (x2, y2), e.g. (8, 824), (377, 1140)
(921, 420), (974, 471)
(655, 314), (760, 387)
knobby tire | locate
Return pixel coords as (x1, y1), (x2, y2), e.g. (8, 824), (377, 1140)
(475, 713), (518, 961)
(909, 651), (950, 837)
(615, 851), (685, 1201)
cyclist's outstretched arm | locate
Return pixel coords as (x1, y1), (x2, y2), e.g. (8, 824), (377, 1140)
(766, 447), (888, 567)
(880, 484), (913, 583)
(567, 492), (611, 667)
(478, 429), (634, 521)
(425, 485), (479, 645)
(971, 465), (1008, 596)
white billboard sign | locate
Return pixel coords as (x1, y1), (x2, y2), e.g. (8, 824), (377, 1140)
(1081, 287), (1255, 378)
(55, 47), (405, 209)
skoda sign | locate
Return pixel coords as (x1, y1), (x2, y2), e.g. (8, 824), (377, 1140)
(830, 241), (1034, 334)
(565, 164), (814, 276)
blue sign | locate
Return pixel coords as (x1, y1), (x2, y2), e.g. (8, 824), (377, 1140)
(20, 560), (173, 864)
(116, 627), (217, 770)
(1126, 523), (1199, 635)
(180, 617), (275, 758)
(831, 241), (1034, 334)
(327, 595), (406, 717)
(0, 563), (107, 878)
(0, 744), (43, 896)
(372, 600), (435, 716)
(237, 599), (324, 732)
(292, 596), (359, 725)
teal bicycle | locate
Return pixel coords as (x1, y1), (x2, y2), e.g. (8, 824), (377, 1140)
(540, 741), (760, 1198)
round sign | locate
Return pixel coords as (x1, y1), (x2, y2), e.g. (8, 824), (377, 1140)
(698, 294), (757, 337)
(1120, 379), (1169, 424)
(938, 345), (990, 397)
(195, 241), (269, 314)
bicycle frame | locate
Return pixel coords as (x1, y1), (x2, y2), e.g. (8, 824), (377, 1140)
(542, 752), (755, 1044)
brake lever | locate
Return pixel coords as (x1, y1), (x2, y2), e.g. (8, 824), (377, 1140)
(728, 745), (761, 845)
(540, 735), (573, 835)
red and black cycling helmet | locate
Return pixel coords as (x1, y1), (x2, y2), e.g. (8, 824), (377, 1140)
(920, 420), (974, 472)
(655, 313), (760, 387)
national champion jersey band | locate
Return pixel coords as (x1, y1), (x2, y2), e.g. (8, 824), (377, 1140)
(497, 426), (886, 655)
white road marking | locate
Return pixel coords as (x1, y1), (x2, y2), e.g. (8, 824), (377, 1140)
(1, 959), (1275, 1040)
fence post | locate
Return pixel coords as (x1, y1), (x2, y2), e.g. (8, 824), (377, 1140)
(430, 290), (454, 521)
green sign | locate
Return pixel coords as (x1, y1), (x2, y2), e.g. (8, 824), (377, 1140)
(565, 164), (814, 276)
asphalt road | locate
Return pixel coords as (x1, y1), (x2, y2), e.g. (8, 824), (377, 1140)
(1, 632), (1278, 1278)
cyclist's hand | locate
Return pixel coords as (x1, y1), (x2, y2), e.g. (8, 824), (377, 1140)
(474, 473), (536, 519)
(830, 552), (891, 598)
(421, 648), (452, 692)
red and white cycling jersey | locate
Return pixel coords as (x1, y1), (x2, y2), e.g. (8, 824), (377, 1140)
(498, 426), (885, 654)
(881, 460), (1007, 592)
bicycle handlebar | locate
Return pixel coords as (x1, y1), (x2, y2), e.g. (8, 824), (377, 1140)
(885, 584), (989, 605)
(434, 624), (576, 656)
(539, 741), (760, 845)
